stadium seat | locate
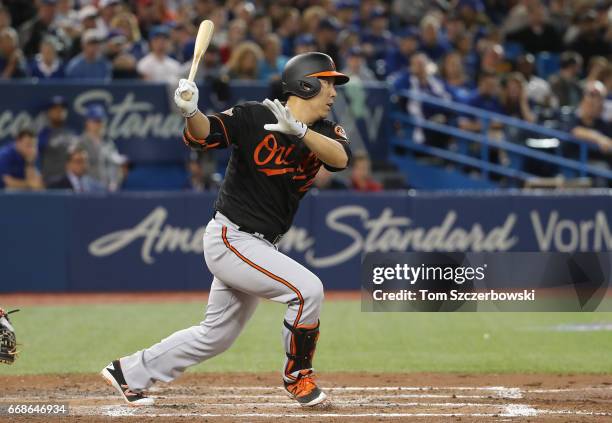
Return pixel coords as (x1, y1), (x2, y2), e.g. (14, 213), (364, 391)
(122, 164), (188, 191)
(503, 42), (524, 61)
(536, 52), (561, 80)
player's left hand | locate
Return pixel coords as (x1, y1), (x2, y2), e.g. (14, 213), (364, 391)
(263, 99), (308, 139)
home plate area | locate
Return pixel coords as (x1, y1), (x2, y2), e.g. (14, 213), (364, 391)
(2, 373), (611, 422)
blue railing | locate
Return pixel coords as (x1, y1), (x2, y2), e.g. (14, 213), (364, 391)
(391, 90), (612, 184)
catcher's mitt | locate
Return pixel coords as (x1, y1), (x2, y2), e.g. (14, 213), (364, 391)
(0, 308), (19, 364)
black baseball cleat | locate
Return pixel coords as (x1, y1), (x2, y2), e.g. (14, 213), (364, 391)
(284, 372), (327, 407)
(101, 360), (155, 406)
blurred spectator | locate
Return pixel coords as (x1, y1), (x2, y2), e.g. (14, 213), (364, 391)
(136, 25), (181, 84)
(0, 27), (26, 78)
(312, 166), (348, 191)
(65, 29), (111, 80)
(501, 72), (536, 123)
(549, 51), (583, 109)
(600, 65), (612, 123)
(360, 8), (393, 70)
(301, 5), (325, 35)
(54, 0), (80, 41)
(548, 0), (573, 33)
(258, 33), (287, 82)
(393, 54), (451, 146)
(38, 95), (77, 184)
(105, 31), (138, 79)
(506, 2), (562, 53)
(249, 13), (271, 48)
(169, 21), (193, 63)
(293, 34), (316, 55)
(199, 43), (223, 80)
(230, 1), (256, 25)
(385, 28), (419, 77)
(0, 128), (44, 191)
(184, 153), (220, 192)
(18, 0), (57, 58)
(219, 18), (246, 63)
(502, 0), (532, 34)
(276, 7), (300, 57)
(568, 11), (611, 68)
(583, 56), (609, 87)
(350, 151), (382, 192)
(193, 0), (217, 23)
(110, 11), (147, 60)
(98, 0), (123, 36)
(335, 0), (358, 28)
(0, 5), (12, 32)
(78, 5), (100, 32)
(516, 53), (555, 109)
(567, 81), (612, 159)
(459, 72), (504, 131)
(224, 41), (262, 80)
(419, 15), (450, 62)
(440, 51), (472, 102)
(315, 17), (341, 66)
(28, 35), (64, 79)
(457, 0), (489, 35)
(391, 0), (431, 26)
(341, 47), (376, 81)
(456, 32), (479, 78)
(337, 24), (361, 62)
(459, 71), (508, 166)
(77, 105), (126, 191)
(477, 43), (505, 81)
(134, 0), (174, 34)
(443, 12), (467, 50)
(65, 5), (99, 58)
(47, 144), (105, 192)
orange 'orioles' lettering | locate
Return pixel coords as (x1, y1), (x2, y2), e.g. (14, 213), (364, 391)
(253, 136), (321, 192)
(254, 134), (295, 167)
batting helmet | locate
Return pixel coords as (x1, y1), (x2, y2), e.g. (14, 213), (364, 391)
(282, 52), (349, 99)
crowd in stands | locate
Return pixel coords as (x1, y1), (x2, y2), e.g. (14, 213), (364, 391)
(0, 0), (610, 191)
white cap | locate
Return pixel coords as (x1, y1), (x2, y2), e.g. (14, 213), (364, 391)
(78, 5), (98, 21)
(100, 0), (121, 8)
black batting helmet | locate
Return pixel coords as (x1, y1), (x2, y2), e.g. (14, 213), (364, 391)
(282, 52), (349, 99)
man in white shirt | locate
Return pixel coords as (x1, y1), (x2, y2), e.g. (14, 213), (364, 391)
(136, 25), (181, 85)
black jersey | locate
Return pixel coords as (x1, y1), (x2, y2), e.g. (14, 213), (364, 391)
(183, 101), (351, 238)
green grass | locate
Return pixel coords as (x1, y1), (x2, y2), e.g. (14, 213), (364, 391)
(1, 300), (611, 375)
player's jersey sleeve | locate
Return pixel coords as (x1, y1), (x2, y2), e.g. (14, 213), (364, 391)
(182, 104), (251, 151)
(320, 121), (352, 172)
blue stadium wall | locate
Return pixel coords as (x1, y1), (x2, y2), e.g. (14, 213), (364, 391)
(0, 190), (610, 292)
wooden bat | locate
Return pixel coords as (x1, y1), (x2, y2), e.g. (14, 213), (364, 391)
(181, 20), (215, 101)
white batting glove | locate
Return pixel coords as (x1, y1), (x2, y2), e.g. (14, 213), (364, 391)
(174, 78), (199, 118)
(263, 98), (308, 138)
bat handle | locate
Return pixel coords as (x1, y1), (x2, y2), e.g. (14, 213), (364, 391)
(181, 90), (193, 101)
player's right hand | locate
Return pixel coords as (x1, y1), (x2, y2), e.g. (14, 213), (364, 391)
(174, 79), (199, 118)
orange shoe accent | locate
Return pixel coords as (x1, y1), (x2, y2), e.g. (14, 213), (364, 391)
(285, 372), (318, 399)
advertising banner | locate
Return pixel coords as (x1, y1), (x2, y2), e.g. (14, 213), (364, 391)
(0, 191), (610, 292)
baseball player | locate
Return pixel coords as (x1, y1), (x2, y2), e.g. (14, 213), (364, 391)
(102, 52), (351, 407)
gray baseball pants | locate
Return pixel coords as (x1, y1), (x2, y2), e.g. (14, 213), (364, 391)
(120, 212), (323, 390)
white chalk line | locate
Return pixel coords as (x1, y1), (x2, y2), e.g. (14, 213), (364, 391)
(67, 401), (612, 418)
(82, 401), (510, 408)
(77, 406), (612, 419)
(152, 385), (524, 398)
(0, 393), (520, 402)
(5, 384), (610, 403)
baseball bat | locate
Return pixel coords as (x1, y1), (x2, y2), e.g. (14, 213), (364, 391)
(181, 20), (215, 101)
